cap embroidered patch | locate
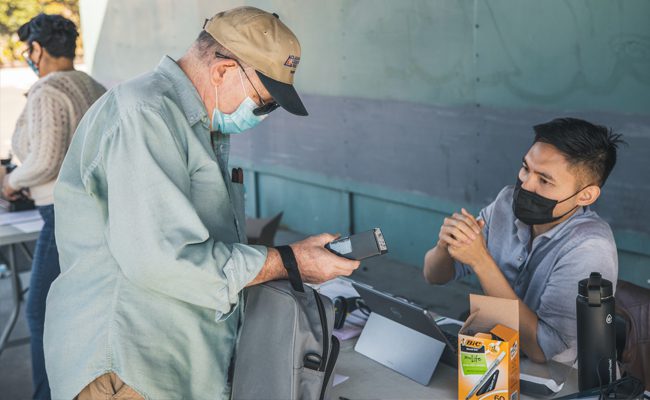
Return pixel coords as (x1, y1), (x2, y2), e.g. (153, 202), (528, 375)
(284, 55), (300, 68)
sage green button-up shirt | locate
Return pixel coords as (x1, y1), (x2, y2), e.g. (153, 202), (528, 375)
(44, 56), (267, 400)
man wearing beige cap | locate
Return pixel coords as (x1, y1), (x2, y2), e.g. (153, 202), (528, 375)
(44, 7), (359, 399)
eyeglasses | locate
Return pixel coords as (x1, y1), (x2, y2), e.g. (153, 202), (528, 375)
(214, 52), (280, 116)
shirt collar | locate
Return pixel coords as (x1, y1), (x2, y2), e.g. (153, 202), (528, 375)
(514, 206), (589, 243)
(155, 56), (209, 127)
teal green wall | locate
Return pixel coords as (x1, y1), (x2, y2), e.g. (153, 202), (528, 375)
(472, 0), (649, 114)
(82, 0), (650, 115)
(79, 0), (650, 287)
(234, 157), (650, 288)
(293, 0), (649, 114)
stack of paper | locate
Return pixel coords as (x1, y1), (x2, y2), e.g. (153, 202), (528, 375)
(0, 210), (41, 226)
(13, 219), (45, 233)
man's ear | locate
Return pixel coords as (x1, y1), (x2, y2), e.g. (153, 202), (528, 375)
(208, 58), (238, 87)
(577, 185), (601, 207)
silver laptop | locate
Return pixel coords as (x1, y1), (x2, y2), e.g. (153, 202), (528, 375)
(353, 283), (451, 385)
(353, 282), (571, 393)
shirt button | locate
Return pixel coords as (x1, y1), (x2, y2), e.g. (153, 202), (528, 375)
(518, 256), (523, 262)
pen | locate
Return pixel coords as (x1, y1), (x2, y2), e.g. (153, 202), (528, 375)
(465, 351), (506, 400)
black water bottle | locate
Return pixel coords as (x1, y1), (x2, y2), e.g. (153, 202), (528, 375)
(577, 272), (616, 391)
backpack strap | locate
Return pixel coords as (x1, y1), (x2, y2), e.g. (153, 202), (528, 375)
(275, 245), (305, 293)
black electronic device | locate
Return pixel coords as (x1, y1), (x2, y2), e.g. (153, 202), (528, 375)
(325, 228), (388, 261)
(0, 156), (36, 212)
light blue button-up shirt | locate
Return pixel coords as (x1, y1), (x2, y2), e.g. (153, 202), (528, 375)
(44, 56), (267, 399)
(454, 186), (618, 362)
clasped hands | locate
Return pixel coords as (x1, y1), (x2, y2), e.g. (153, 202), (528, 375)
(438, 208), (490, 270)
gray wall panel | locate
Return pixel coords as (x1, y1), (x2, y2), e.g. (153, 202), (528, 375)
(232, 94), (650, 235)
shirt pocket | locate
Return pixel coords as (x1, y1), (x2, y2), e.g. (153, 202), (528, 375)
(189, 162), (239, 243)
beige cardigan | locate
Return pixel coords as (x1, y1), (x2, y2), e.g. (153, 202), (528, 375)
(9, 70), (106, 205)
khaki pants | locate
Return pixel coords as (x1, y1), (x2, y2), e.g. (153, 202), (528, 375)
(75, 373), (144, 400)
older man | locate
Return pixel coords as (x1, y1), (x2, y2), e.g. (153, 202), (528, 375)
(44, 7), (359, 399)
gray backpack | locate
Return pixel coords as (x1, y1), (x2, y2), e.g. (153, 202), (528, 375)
(231, 247), (340, 400)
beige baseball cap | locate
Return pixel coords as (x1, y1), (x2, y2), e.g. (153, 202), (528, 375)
(204, 7), (307, 116)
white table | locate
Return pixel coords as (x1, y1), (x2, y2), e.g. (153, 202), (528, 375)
(0, 211), (42, 356)
(332, 337), (579, 400)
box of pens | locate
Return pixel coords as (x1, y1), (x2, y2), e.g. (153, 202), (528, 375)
(458, 295), (520, 400)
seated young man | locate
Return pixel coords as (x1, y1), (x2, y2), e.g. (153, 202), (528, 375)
(423, 118), (624, 363)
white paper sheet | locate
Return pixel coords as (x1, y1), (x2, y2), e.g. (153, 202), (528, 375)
(13, 219), (44, 233)
(345, 310), (369, 326)
(316, 278), (360, 299)
(333, 374), (349, 387)
(0, 210), (41, 226)
(333, 323), (364, 341)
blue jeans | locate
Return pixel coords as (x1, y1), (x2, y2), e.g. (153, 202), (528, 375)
(26, 205), (60, 400)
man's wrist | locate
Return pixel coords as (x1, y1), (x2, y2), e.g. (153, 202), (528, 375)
(470, 252), (495, 275)
(274, 245), (304, 292)
(245, 247), (286, 287)
(267, 248), (287, 278)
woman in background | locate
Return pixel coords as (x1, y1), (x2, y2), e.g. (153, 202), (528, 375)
(2, 14), (105, 400)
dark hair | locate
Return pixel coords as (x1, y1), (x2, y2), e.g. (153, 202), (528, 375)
(17, 14), (78, 59)
(533, 117), (626, 187)
(195, 30), (219, 59)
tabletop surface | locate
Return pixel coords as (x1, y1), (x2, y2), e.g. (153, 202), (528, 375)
(0, 208), (42, 246)
(332, 337), (579, 400)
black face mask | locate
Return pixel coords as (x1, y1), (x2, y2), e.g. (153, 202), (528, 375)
(512, 179), (586, 225)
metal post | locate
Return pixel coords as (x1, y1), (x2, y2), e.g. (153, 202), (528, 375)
(0, 244), (21, 357)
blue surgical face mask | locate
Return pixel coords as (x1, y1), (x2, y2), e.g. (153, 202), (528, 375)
(25, 53), (40, 76)
(211, 68), (267, 134)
